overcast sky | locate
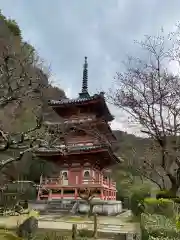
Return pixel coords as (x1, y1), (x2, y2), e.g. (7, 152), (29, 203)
(1, 0), (180, 134)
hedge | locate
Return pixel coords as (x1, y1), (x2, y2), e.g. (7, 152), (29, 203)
(156, 190), (175, 199)
(144, 198), (175, 218)
(141, 214), (180, 239)
(130, 188), (150, 216)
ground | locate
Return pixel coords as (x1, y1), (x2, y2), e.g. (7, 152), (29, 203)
(0, 210), (140, 236)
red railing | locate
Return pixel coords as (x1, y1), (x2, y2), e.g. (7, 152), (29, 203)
(41, 177), (116, 189)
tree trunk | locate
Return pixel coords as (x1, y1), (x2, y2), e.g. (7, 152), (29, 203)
(88, 201), (93, 217)
(169, 184), (179, 197)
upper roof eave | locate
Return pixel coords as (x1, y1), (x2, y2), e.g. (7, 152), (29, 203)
(48, 93), (114, 121)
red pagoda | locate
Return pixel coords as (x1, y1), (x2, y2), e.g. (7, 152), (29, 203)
(36, 57), (121, 201)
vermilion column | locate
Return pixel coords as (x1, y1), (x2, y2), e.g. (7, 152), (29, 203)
(75, 188), (78, 200)
(108, 190), (110, 200)
(100, 189), (104, 199)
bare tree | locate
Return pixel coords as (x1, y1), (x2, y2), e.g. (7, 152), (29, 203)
(77, 188), (96, 217)
(108, 26), (180, 195)
(0, 36), (48, 172)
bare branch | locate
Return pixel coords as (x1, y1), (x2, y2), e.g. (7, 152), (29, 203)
(108, 27), (180, 194)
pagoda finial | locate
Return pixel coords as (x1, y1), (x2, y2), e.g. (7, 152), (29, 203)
(82, 56), (88, 93)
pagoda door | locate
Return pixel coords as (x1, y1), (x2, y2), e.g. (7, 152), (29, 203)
(70, 170), (80, 185)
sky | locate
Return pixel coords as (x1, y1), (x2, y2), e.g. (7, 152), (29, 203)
(1, 0), (180, 135)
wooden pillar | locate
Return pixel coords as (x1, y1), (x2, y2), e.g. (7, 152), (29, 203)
(108, 190), (110, 200)
(100, 189), (103, 200)
(48, 190), (52, 201)
(80, 166), (83, 184)
(75, 188), (78, 200)
(105, 190), (107, 200)
(61, 188), (64, 199)
(37, 190), (41, 200)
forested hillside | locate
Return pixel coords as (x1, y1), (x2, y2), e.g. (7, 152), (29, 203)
(0, 11), (66, 183)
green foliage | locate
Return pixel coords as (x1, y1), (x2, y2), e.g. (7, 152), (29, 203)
(78, 229), (92, 238)
(5, 182), (37, 200)
(130, 187), (150, 216)
(114, 165), (153, 209)
(173, 198), (180, 204)
(0, 11), (21, 38)
(141, 213), (180, 239)
(144, 198), (175, 218)
(176, 215), (180, 230)
(6, 19), (21, 38)
(0, 192), (17, 212)
(156, 190), (176, 199)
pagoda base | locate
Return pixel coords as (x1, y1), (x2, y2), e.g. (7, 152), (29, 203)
(78, 199), (122, 216)
(30, 199), (122, 216)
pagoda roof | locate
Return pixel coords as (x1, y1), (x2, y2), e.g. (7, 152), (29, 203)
(34, 144), (121, 165)
(48, 92), (105, 106)
(48, 92), (114, 122)
(43, 119), (117, 142)
(35, 143), (109, 155)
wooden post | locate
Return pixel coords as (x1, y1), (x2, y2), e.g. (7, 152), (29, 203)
(72, 223), (77, 240)
(93, 213), (98, 238)
(75, 188), (77, 200)
(100, 189), (103, 200)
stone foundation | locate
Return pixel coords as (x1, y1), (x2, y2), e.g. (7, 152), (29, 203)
(30, 199), (122, 216)
(78, 200), (122, 215)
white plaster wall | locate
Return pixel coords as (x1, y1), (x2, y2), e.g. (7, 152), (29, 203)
(78, 202), (122, 215)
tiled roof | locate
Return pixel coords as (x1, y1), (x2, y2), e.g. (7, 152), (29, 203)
(48, 94), (101, 106)
(34, 144), (121, 164)
(48, 92), (114, 121)
(35, 144), (107, 153)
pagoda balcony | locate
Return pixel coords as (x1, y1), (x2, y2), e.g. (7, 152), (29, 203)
(44, 115), (96, 126)
(40, 176), (116, 189)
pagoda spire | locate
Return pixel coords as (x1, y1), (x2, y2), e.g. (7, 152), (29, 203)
(79, 56), (90, 98)
(82, 56), (88, 93)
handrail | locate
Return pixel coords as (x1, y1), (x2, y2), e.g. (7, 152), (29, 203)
(41, 177), (116, 188)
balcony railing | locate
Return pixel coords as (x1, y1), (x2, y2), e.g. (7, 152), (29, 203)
(40, 176), (116, 189)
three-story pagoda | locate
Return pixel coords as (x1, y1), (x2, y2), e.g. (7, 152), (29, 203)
(36, 57), (121, 201)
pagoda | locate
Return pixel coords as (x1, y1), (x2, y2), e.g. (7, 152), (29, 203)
(36, 57), (121, 201)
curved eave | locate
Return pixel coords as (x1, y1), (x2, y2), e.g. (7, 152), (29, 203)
(34, 148), (64, 157)
(34, 144), (117, 157)
(48, 94), (114, 122)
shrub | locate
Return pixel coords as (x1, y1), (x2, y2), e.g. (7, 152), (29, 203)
(6, 19), (21, 37)
(79, 229), (93, 238)
(16, 216), (38, 238)
(141, 213), (180, 239)
(156, 190), (176, 199)
(130, 188), (150, 217)
(144, 198), (175, 218)
(172, 198), (180, 204)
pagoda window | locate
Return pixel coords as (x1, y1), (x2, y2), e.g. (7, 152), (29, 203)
(62, 171), (68, 180)
(83, 170), (90, 179)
